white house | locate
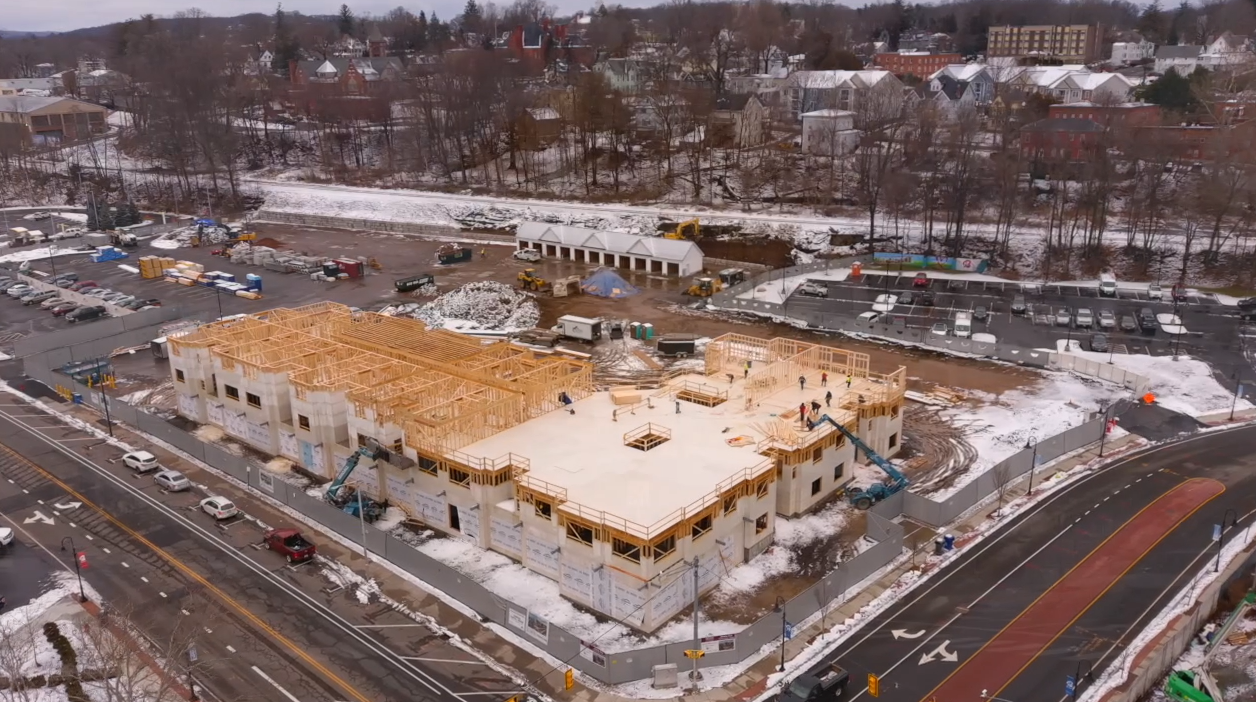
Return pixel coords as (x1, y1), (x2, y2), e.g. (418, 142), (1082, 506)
(928, 64), (995, 104)
(786, 70), (904, 124)
(515, 222), (704, 277)
(800, 109), (860, 156)
(1110, 39), (1155, 65)
(1155, 45), (1204, 75)
(1200, 32), (1254, 69)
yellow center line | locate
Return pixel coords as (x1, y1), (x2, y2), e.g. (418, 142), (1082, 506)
(0, 441), (373, 702)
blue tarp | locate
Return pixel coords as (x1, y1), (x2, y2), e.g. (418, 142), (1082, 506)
(581, 268), (639, 299)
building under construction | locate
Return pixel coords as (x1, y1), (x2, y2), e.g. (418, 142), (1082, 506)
(169, 302), (906, 632)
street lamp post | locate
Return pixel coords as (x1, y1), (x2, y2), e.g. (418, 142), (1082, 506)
(60, 537), (87, 602)
(1229, 371), (1242, 421)
(1098, 403), (1111, 457)
(1216, 509), (1239, 573)
(1026, 437), (1038, 494)
(1072, 659), (1094, 700)
(773, 596), (788, 672)
(99, 375), (114, 438)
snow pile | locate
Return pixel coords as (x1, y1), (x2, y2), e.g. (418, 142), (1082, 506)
(713, 501), (850, 597)
(736, 267), (852, 305)
(192, 425), (225, 443)
(412, 281), (539, 332)
(1053, 343), (1252, 418)
(263, 457), (294, 474)
(0, 245), (85, 263)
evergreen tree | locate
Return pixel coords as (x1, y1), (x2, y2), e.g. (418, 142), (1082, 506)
(338, 4), (356, 37)
(272, 4), (301, 75)
(428, 13), (451, 49)
(1137, 1), (1165, 42)
(1136, 68), (1198, 112)
(461, 0), (482, 30)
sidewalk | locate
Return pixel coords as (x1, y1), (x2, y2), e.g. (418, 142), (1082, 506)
(33, 394), (1194, 702)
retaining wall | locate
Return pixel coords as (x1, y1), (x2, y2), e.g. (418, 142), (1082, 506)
(253, 210), (514, 244)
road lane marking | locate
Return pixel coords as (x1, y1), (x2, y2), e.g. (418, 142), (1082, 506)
(226, 645), (236, 653)
(0, 420), (435, 702)
(101, 548), (110, 554)
(140, 576), (148, 583)
(402, 657), (489, 665)
(252, 666), (302, 702)
(121, 561), (129, 568)
(159, 592), (167, 598)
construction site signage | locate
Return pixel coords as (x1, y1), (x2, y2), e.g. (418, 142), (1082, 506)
(700, 634), (736, 654)
(579, 641), (607, 667)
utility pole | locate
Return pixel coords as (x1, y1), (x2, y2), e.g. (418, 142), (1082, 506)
(1229, 371), (1242, 421)
(690, 557), (701, 691)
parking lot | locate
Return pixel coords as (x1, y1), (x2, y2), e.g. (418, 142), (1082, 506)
(785, 271), (1254, 375)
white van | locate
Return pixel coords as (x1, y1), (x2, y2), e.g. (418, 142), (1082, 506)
(954, 311), (973, 338)
(1099, 272), (1117, 297)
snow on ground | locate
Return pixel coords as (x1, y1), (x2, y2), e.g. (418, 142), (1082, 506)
(1053, 343), (1252, 418)
(925, 372), (1118, 499)
(117, 389), (154, 404)
(712, 502), (850, 599)
(411, 281), (540, 332)
(50, 212), (88, 223)
(0, 245), (86, 263)
(738, 267), (852, 305)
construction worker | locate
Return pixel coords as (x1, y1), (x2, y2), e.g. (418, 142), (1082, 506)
(810, 400), (821, 415)
(799, 375), (807, 391)
(743, 368), (749, 379)
(846, 375), (852, 388)
(825, 390), (833, 407)
(479, 248), (487, 259)
(799, 402), (807, 418)
(821, 372), (828, 387)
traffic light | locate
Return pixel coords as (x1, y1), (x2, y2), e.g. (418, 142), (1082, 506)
(867, 673), (880, 698)
(565, 669), (574, 690)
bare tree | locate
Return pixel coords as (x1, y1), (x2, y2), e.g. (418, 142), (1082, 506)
(991, 463), (1014, 517)
(851, 84), (907, 254)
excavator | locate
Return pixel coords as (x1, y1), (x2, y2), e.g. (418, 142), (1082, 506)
(1164, 591), (1256, 702)
(812, 414), (910, 509)
(325, 441), (385, 522)
(663, 218), (701, 240)
(518, 268), (553, 293)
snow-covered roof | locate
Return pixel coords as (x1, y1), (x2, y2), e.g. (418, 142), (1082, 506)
(516, 222), (702, 263)
(792, 70), (894, 89)
(801, 109), (855, 118)
(527, 107), (561, 121)
(929, 64), (989, 83)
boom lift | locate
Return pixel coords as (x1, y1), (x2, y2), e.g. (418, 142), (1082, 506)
(813, 414), (909, 509)
(1165, 591), (1256, 702)
(325, 441), (385, 522)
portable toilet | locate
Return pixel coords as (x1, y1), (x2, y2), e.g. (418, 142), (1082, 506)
(643, 323), (654, 340)
(246, 274), (262, 292)
(630, 322), (642, 339)
(852, 261), (863, 277)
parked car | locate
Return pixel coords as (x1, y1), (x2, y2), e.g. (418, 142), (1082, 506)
(856, 311), (882, 323)
(930, 322), (948, 337)
(0, 280), (27, 293)
(126, 298), (161, 309)
(947, 279), (966, 291)
(1011, 295), (1028, 314)
(1172, 284), (1188, 302)
(973, 305), (989, 322)
(513, 248), (541, 262)
(84, 288), (114, 298)
(1055, 308), (1073, 326)
(100, 292), (130, 303)
(66, 306), (106, 323)
(200, 496), (239, 520)
(919, 291), (937, 306)
(22, 290), (57, 305)
(6, 284), (33, 299)
(1138, 307), (1158, 333)
(49, 302), (80, 316)
(898, 291), (916, 306)
(52, 272), (78, 283)
(153, 470), (191, 492)
(54, 278), (77, 288)
(109, 295), (136, 307)
(76, 287), (105, 297)
(872, 294), (898, 312)
(69, 280), (98, 292)
(1119, 315), (1138, 332)
(1098, 309), (1117, 329)
(1148, 284), (1164, 301)
(263, 528), (316, 564)
(0, 526), (12, 547)
(913, 272), (930, 288)
(1090, 333), (1110, 353)
(1075, 308), (1095, 328)
(797, 282), (827, 298)
(40, 296), (66, 309)
(122, 450), (160, 473)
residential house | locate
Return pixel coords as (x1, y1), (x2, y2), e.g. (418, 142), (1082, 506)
(987, 24), (1103, 63)
(76, 69), (129, 104)
(0, 95), (109, 147)
(503, 20), (594, 73)
(332, 34), (367, 57)
(1201, 32), (1253, 69)
(927, 64), (995, 104)
(800, 109), (860, 156)
(0, 77), (63, 96)
(1047, 72), (1136, 104)
(1048, 101), (1161, 128)
(786, 70), (904, 124)
(1019, 117), (1106, 163)
(519, 107), (562, 148)
(1110, 39), (1156, 66)
(929, 74), (978, 119)
(288, 58), (404, 120)
(246, 48), (275, 76)
(597, 58), (650, 93)
(898, 31), (954, 53)
(708, 94), (767, 147)
(1155, 45), (1204, 75)
(875, 52), (963, 79)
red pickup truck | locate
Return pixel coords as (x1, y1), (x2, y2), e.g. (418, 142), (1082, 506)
(264, 528), (316, 563)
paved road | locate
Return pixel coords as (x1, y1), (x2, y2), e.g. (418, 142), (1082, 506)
(803, 425), (1256, 702)
(0, 398), (522, 702)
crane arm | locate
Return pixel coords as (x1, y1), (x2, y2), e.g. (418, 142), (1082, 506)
(815, 414), (909, 488)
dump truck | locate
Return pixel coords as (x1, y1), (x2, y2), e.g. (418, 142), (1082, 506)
(437, 245), (473, 265)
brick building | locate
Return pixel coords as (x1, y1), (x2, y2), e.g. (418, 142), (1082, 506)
(0, 95), (108, 147)
(1047, 101), (1161, 128)
(987, 24), (1103, 63)
(1020, 117), (1106, 162)
(874, 52), (963, 78)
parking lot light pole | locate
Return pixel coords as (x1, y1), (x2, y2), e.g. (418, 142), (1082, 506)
(773, 596), (787, 672)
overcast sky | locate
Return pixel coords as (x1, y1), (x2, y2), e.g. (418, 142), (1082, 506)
(5, 0), (581, 32)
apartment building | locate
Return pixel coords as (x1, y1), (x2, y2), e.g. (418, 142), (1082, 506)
(986, 24), (1103, 63)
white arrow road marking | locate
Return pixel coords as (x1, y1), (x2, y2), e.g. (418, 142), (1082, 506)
(892, 629), (926, 640)
(23, 511), (54, 525)
(919, 640), (959, 665)
(54, 501), (82, 511)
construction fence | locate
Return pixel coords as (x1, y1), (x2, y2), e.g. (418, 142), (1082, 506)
(253, 210), (514, 244)
(19, 321), (1112, 686)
